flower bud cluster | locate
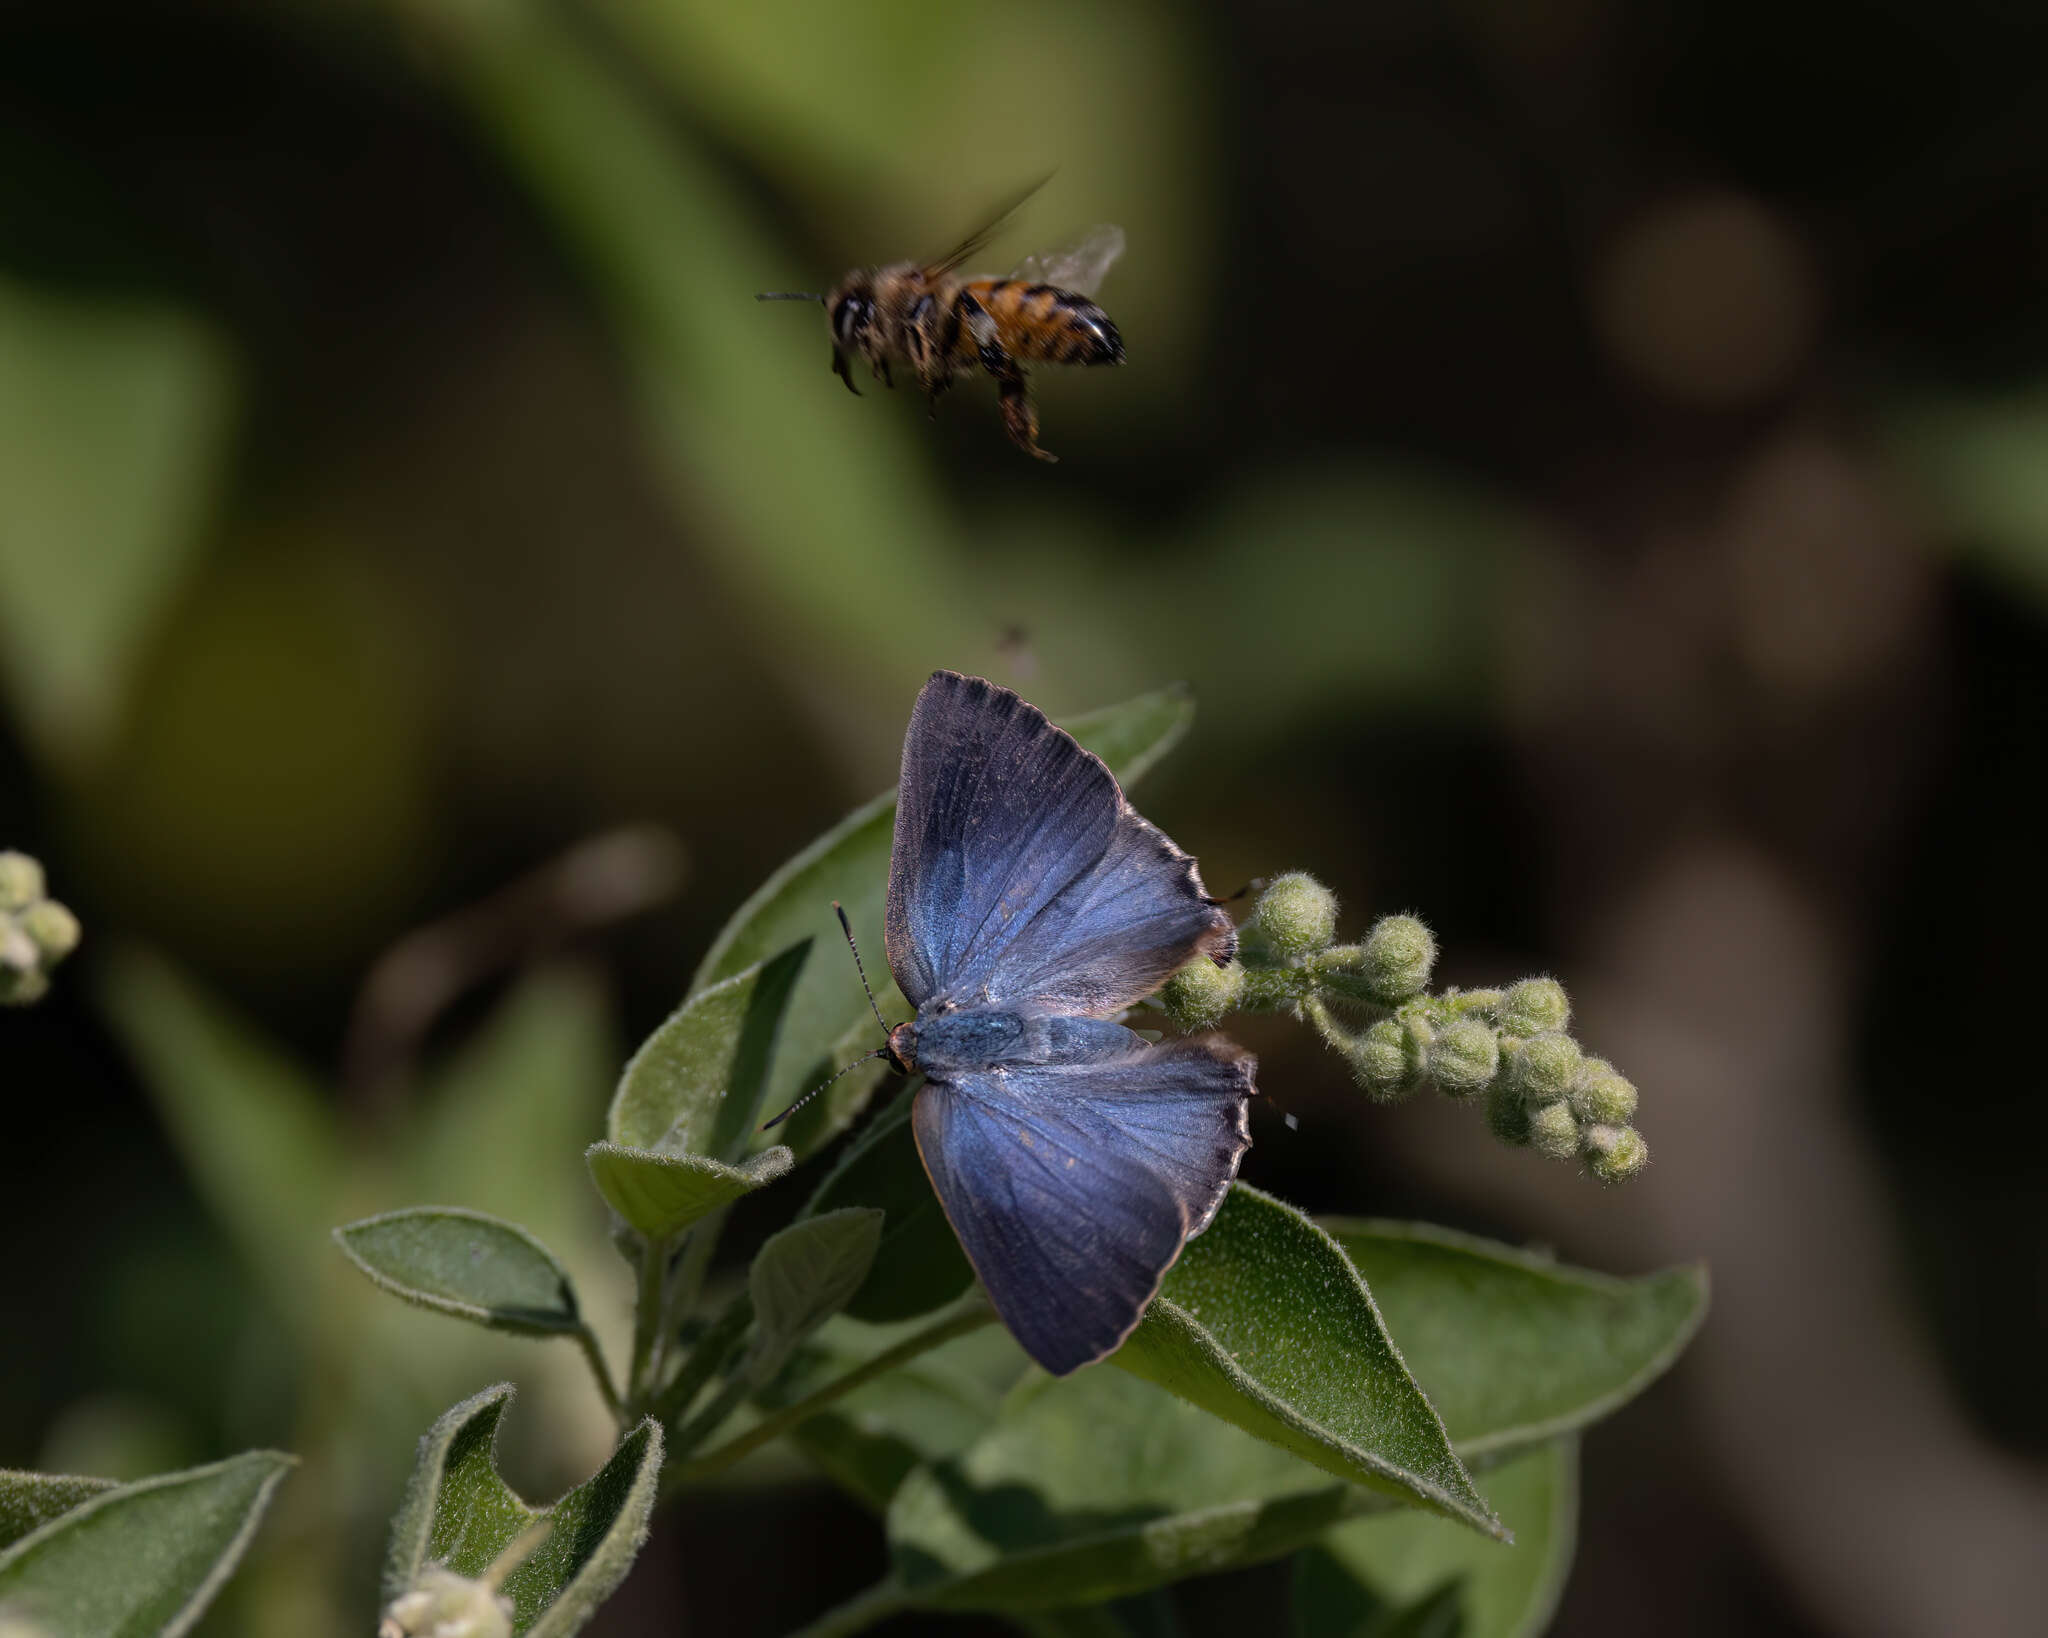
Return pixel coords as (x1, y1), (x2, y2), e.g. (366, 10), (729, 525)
(0, 852), (81, 1006)
(1157, 873), (1649, 1183)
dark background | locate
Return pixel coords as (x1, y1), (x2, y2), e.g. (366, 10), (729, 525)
(1, 1), (2043, 1634)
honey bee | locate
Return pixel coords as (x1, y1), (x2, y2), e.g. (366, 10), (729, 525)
(758, 184), (1125, 462)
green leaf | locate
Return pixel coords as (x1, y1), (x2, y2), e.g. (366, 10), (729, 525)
(692, 686), (1196, 1157)
(747, 1208), (885, 1379)
(805, 1089), (973, 1323)
(100, 947), (343, 1335)
(887, 1366), (1384, 1612)
(1324, 1220), (1709, 1459)
(333, 1207), (581, 1337)
(1113, 1186), (1497, 1537)
(776, 1316), (1029, 1511)
(385, 1385), (662, 1638)
(0, 274), (235, 765)
(608, 941), (810, 1158)
(586, 1141), (794, 1240)
(0, 1451), (292, 1637)
(1295, 1441), (1578, 1638)
(0, 1473), (117, 1551)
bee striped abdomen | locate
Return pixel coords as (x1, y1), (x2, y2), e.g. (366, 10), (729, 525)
(960, 279), (1124, 368)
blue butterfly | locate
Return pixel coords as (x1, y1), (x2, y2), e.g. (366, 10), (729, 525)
(878, 670), (1256, 1375)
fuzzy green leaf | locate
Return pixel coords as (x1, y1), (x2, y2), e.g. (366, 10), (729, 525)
(1325, 1220), (1709, 1459)
(586, 1141), (793, 1240)
(333, 1207), (581, 1336)
(805, 1090), (973, 1323)
(887, 1366), (1384, 1612)
(609, 941), (809, 1158)
(0, 1472), (118, 1551)
(775, 1317), (1029, 1512)
(1113, 1186), (1497, 1537)
(1295, 1440), (1578, 1638)
(0, 1451), (292, 1637)
(747, 1208), (885, 1379)
(385, 1385), (662, 1638)
(694, 686), (1196, 1158)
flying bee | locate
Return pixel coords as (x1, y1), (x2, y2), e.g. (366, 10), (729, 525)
(758, 183), (1126, 463)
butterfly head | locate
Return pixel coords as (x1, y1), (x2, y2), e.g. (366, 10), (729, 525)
(886, 1019), (919, 1074)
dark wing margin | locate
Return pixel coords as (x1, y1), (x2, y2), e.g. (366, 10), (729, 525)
(911, 1036), (1255, 1376)
(884, 670), (1235, 1014)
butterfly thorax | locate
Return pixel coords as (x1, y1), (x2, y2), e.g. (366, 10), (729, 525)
(892, 1006), (1138, 1078)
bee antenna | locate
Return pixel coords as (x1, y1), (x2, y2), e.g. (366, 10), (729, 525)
(834, 902), (892, 1041)
(760, 1048), (887, 1131)
(756, 291), (824, 302)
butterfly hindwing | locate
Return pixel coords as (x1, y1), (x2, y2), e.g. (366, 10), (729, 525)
(911, 1030), (1254, 1375)
(884, 671), (1232, 1014)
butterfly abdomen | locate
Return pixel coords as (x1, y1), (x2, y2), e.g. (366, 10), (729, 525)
(959, 279), (1124, 367)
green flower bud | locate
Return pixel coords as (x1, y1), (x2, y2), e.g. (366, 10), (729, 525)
(1495, 976), (1570, 1037)
(1583, 1123), (1649, 1183)
(0, 851), (44, 913)
(1512, 1031), (1582, 1103)
(1485, 1077), (1532, 1146)
(379, 1568), (513, 1638)
(1569, 1058), (1637, 1127)
(1239, 873), (1338, 966)
(1356, 914), (1436, 1003)
(17, 900), (79, 965)
(1351, 1017), (1422, 1103)
(1428, 1017), (1498, 1099)
(1158, 958), (1245, 1031)
(1528, 1099), (1580, 1160)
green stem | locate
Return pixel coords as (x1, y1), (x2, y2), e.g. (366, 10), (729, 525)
(667, 1204), (726, 1330)
(650, 1289), (753, 1427)
(574, 1324), (626, 1425)
(664, 1296), (994, 1491)
(626, 1234), (668, 1413)
(782, 1576), (911, 1638)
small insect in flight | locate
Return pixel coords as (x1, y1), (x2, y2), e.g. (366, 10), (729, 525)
(757, 181), (1126, 463)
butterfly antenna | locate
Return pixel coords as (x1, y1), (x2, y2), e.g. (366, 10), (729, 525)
(760, 1047), (887, 1131)
(833, 901), (893, 1042)
(756, 291), (824, 302)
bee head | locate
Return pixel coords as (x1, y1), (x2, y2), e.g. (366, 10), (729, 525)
(828, 277), (878, 354)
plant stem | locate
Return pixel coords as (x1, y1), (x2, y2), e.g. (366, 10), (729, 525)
(626, 1234), (668, 1413)
(574, 1324), (626, 1425)
(667, 1205), (726, 1331)
(651, 1288), (753, 1427)
(663, 1296), (994, 1490)
(782, 1576), (911, 1638)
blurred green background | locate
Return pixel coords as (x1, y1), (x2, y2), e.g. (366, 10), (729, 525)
(2, 1), (2044, 1633)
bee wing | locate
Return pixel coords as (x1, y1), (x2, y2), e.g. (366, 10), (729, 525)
(924, 173), (1055, 280)
(1011, 225), (1126, 298)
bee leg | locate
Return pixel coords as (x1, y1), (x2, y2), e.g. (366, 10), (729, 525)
(977, 339), (1056, 462)
(877, 359), (894, 389)
(925, 374), (953, 420)
(998, 379), (1057, 463)
(831, 348), (860, 396)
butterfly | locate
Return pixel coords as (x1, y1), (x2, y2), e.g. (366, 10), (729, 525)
(878, 670), (1256, 1375)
